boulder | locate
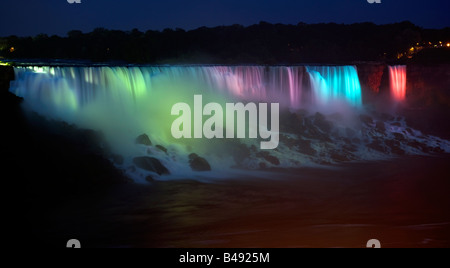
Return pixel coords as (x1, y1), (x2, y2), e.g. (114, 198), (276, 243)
(360, 114), (374, 125)
(393, 133), (405, 141)
(304, 118), (331, 142)
(314, 112), (333, 132)
(431, 147), (444, 153)
(256, 151), (280, 166)
(407, 141), (429, 153)
(188, 153), (211, 171)
(330, 151), (352, 162)
(386, 140), (405, 155)
(156, 145), (168, 154)
(367, 139), (387, 153)
(297, 138), (316, 156)
(136, 134), (152, 146)
(375, 121), (386, 132)
(133, 157), (170, 175)
(282, 112), (305, 133)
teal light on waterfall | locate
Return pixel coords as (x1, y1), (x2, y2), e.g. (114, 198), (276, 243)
(306, 66), (362, 107)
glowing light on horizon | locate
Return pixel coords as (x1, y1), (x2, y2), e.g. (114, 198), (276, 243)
(389, 66), (407, 102)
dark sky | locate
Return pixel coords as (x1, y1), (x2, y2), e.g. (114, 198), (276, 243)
(0, 0), (449, 37)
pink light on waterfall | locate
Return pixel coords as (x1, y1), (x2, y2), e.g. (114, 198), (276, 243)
(287, 67), (302, 109)
(389, 66), (407, 101)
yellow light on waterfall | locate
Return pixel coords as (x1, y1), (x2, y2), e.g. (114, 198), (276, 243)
(447, 43), (450, 48)
(9, 47), (15, 53)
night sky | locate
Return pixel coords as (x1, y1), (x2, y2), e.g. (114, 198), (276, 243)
(1, 0), (449, 37)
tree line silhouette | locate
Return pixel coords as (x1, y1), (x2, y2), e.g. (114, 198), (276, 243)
(1, 21), (449, 64)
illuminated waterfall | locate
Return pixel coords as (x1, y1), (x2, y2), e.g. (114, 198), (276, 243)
(389, 65), (407, 101)
(10, 64), (363, 146)
(9, 64), (450, 181)
(306, 66), (362, 107)
(11, 65), (363, 112)
(10, 65), (364, 176)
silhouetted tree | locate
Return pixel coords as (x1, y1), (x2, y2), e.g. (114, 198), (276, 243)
(1, 22), (449, 64)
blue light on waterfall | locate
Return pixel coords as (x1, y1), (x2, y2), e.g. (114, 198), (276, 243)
(306, 66), (362, 107)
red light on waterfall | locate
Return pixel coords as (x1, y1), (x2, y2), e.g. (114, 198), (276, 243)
(389, 66), (407, 102)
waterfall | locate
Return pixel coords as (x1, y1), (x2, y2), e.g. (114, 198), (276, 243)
(389, 65), (407, 102)
(10, 65), (364, 149)
(11, 65), (363, 111)
(9, 65), (364, 179)
(306, 66), (362, 107)
(9, 64), (449, 181)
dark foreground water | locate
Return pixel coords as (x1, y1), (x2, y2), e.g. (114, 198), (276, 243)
(27, 155), (450, 248)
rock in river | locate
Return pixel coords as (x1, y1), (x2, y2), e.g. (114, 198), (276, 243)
(133, 157), (170, 175)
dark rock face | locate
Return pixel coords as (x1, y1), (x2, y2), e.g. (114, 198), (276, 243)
(133, 157), (170, 175)
(298, 138), (317, 156)
(375, 121), (386, 132)
(0, 66), (15, 91)
(111, 154), (124, 165)
(313, 112), (333, 133)
(188, 153), (212, 171)
(136, 134), (152, 146)
(259, 162), (267, 169)
(407, 141), (431, 153)
(385, 140), (406, 155)
(393, 133), (405, 141)
(368, 139), (387, 153)
(303, 117), (331, 142)
(256, 151), (280, 166)
(360, 114), (374, 126)
(330, 151), (353, 162)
